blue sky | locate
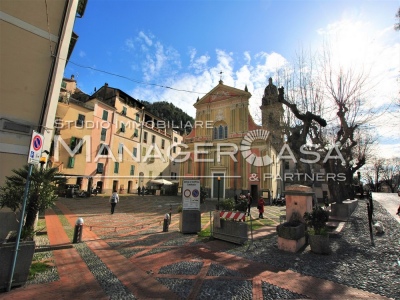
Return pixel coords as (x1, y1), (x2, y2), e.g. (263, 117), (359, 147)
(64, 0), (399, 158)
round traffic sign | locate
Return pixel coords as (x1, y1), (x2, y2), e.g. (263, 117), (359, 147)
(184, 189), (191, 197)
(192, 189), (199, 198)
(32, 135), (43, 151)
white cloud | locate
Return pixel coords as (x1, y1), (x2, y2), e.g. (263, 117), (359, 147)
(138, 31), (153, 47)
(79, 51), (86, 57)
(125, 38), (134, 50)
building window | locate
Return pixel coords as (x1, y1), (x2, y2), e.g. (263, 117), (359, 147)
(130, 165), (135, 176)
(285, 161), (290, 170)
(173, 146), (176, 154)
(101, 128), (107, 141)
(133, 147), (137, 157)
(70, 137), (83, 154)
(161, 139), (165, 149)
(142, 146), (146, 156)
(120, 123), (125, 133)
(134, 128), (138, 137)
(135, 113), (140, 122)
(96, 163), (104, 174)
(151, 135), (156, 144)
(149, 171), (153, 179)
(100, 144), (109, 155)
(213, 125), (228, 140)
(67, 157), (75, 168)
(122, 106), (127, 116)
(143, 132), (148, 143)
(114, 162), (119, 173)
(171, 172), (177, 179)
(174, 137), (178, 143)
(102, 110), (108, 121)
(118, 143), (123, 159)
(77, 114), (85, 126)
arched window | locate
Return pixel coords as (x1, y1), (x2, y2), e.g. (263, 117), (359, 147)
(213, 124), (228, 140)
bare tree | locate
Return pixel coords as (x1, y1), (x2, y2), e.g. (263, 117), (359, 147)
(381, 157), (400, 192)
(276, 47), (377, 203)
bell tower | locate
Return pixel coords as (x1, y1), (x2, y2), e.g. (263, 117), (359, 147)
(260, 77), (284, 146)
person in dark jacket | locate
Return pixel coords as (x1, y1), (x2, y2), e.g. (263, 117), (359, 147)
(109, 190), (119, 214)
(246, 193), (253, 216)
(257, 197), (265, 219)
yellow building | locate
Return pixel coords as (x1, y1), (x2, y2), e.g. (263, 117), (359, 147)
(55, 81), (183, 195)
(179, 80), (282, 202)
(0, 0), (87, 185)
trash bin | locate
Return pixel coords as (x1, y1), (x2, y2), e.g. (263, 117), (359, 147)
(73, 217), (84, 243)
(163, 213), (170, 232)
(66, 187), (73, 198)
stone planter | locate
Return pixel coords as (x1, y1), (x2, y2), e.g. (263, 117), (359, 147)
(0, 239), (35, 290)
(213, 219), (248, 244)
(330, 199), (358, 219)
(276, 222), (306, 253)
(276, 222), (305, 240)
(308, 234), (330, 254)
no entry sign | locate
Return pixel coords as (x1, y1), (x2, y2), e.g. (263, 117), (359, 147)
(28, 131), (44, 164)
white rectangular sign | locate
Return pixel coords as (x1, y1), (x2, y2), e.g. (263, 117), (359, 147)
(27, 131), (44, 164)
(182, 180), (200, 210)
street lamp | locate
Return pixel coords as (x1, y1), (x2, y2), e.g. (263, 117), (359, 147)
(39, 156), (46, 170)
(217, 176), (221, 210)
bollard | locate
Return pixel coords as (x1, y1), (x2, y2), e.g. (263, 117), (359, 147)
(163, 213), (170, 232)
(73, 217), (84, 243)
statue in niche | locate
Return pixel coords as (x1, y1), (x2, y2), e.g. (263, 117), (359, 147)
(262, 77), (278, 105)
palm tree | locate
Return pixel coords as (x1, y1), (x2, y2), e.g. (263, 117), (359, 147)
(0, 165), (66, 237)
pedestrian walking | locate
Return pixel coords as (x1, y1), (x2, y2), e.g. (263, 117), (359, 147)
(257, 197), (265, 219)
(109, 190), (119, 214)
(246, 193), (253, 216)
(137, 186), (141, 195)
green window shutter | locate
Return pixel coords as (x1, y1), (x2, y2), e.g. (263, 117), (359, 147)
(134, 129), (138, 137)
(67, 157), (75, 168)
(70, 137), (76, 149)
(114, 162), (119, 173)
(77, 114), (85, 126)
(101, 128), (107, 141)
(130, 165), (135, 175)
(97, 163), (104, 174)
(135, 113), (140, 122)
(121, 123), (125, 132)
(102, 110), (108, 121)
(133, 147), (137, 157)
(122, 107), (127, 115)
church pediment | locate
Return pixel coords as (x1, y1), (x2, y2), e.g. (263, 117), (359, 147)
(194, 82), (251, 108)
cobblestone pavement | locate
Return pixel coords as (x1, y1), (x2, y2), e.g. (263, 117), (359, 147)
(2, 194), (398, 299)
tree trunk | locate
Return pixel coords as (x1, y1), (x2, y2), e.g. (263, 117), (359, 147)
(24, 194), (39, 232)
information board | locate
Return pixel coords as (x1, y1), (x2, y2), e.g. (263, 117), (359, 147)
(182, 180), (200, 210)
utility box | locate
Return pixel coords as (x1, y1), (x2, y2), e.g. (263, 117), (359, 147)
(179, 210), (201, 233)
(180, 180), (201, 233)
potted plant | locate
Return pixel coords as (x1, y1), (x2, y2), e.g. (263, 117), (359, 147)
(0, 164), (66, 290)
(303, 206), (330, 254)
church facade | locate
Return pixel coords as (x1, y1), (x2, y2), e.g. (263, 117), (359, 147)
(179, 79), (284, 202)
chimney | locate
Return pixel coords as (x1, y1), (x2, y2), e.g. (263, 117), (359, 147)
(71, 74), (75, 80)
(105, 83), (108, 87)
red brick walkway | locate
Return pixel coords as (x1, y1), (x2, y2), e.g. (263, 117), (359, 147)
(2, 196), (391, 299)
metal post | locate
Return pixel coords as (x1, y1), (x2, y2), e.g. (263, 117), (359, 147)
(7, 164), (33, 292)
(367, 203), (375, 246)
(217, 177), (220, 210)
